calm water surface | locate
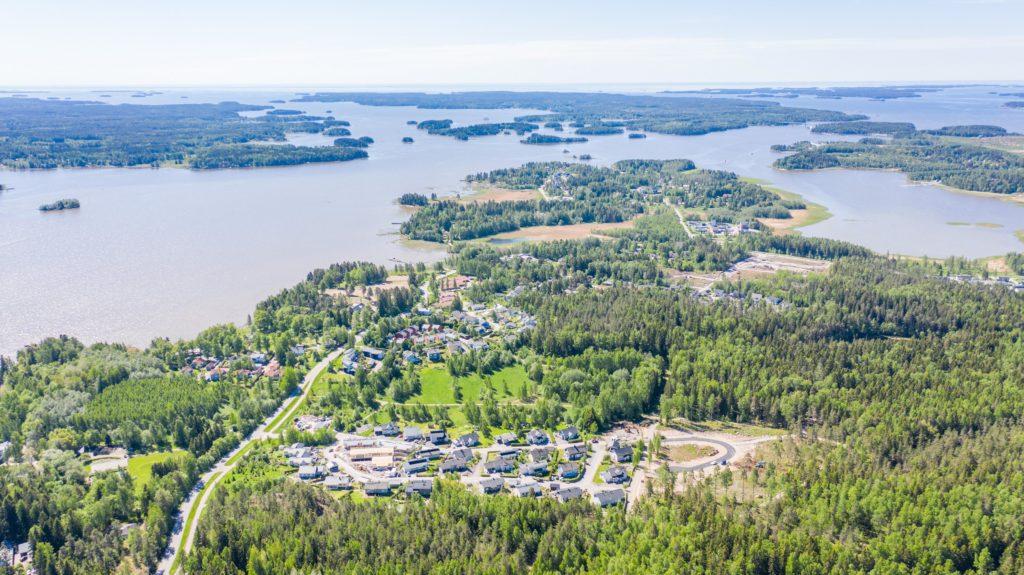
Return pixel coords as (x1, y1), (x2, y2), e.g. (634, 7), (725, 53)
(1, 87), (1022, 356)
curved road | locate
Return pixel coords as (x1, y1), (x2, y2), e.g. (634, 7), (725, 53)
(663, 437), (736, 473)
(157, 348), (343, 574)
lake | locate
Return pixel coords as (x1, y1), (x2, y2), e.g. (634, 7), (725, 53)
(1, 86), (1022, 356)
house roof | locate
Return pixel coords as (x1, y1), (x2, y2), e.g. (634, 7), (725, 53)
(592, 488), (625, 506)
(552, 486), (584, 502)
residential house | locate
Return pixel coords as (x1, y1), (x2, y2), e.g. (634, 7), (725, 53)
(402, 458), (429, 475)
(609, 445), (633, 464)
(600, 466), (629, 484)
(552, 486), (584, 503)
(405, 478), (433, 497)
(324, 475), (352, 490)
(510, 483), (543, 498)
(479, 477), (504, 494)
(530, 446), (554, 463)
(484, 457), (516, 474)
(556, 426), (580, 441)
(374, 422), (400, 437)
(454, 431), (479, 447)
(402, 351), (421, 365)
(448, 447), (473, 461)
(564, 444), (587, 461)
(439, 458), (469, 473)
(526, 429), (549, 445)
(426, 348), (443, 362)
(428, 428), (448, 444)
(520, 462), (548, 477)
(298, 465), (323, 480)
(495, 432), (518, 445)
(403, 426), (424, 442)
(417, 445), (442, 460)
(592, 488), (626, 507)
(364, 481), (392, 496)
(558, 462), (581, 479)
(360, 347), (385, 361)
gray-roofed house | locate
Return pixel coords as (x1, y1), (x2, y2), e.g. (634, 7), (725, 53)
(556, 426), (580, 441)
(324, 475), (352, 490)
(454, 431), (479, 447)
(495, 432), (518, 445)
(600, 466), (629, 484)
(403, 426), (424, 442)
(439, 458), (469, 473)
(591, 488), (626, 507)
(298, 465), (323, 480)
(609, 445), (633, 464)
(552, 485), (584, 503)
(526, 429), (549, 445)
(405, 478), (433, 497)
(479, 477), (504, 494)
(564, 444), (587, 461)
(530, 446), (554, 463)
(364, 481), (392, 496)
(558, 461), (581, 479)
(484, 457), (516, 474)
(511, 483), (543, 498)
(520, 462), (548, 477)
(417, 445), (442, 460)
(403, 458), (429, 475)
(428, 428), (448, 444)
(374, 422), (400, 437)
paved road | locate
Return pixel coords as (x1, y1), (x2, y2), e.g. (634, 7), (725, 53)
(663, 437), (737, 473)
(157, 348), (343, 575)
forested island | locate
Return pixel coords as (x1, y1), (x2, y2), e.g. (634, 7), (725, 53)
(417, 120), (540, 140)
(774, 129), (1024, 194)
(520, 133), (588, 145)
(398, 192), (429, 206)
(0, 98), (372, 169)
(1007, 101), (1024, 109)
(38, 198), (80, 212)
(294, 91), (858, 136)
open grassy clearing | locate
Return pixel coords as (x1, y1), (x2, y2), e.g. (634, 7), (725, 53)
(407, 365), (530, 405)
(127, 450), (182, 494)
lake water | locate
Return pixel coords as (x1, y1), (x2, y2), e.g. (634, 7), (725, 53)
(1, 86), (1022, 356)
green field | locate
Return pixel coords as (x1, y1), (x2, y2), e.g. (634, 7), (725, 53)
(409, 365), (530, 405)
(127, 450), (181, 494)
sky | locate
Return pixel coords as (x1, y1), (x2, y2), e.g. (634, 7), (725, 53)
(2, 0), (1023, 87)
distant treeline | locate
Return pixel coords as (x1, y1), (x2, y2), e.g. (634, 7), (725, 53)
(293, 91), (857, 137)
(0, 98), (372, 170)
(774, 137), (1024, 194)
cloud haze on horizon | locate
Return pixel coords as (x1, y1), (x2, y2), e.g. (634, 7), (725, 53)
(3, 0), (1023, 87)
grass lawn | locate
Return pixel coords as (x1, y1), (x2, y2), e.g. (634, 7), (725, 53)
(127, 450), (182, 494)
(666, 444), (719, 463)
(409, 365), (530, 405)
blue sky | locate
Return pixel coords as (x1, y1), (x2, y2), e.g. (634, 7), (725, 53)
(3, 0), (1022, 86)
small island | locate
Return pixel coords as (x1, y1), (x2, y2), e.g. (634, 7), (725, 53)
(39, 198), (81, 212)
(520, 133), (587, 145)
(402, 137), (414, 143)
(628, 133), (647, 139)
(398, 192), (429, 206)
